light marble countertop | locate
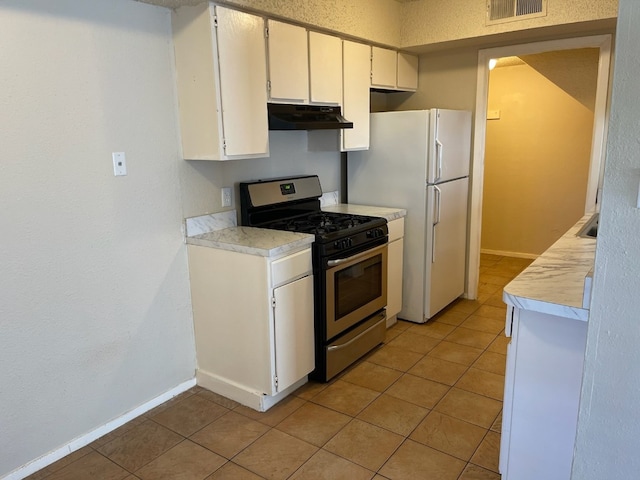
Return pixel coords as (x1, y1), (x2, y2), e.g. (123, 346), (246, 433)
(503, 213), (597, 321)
(322, 203), (407, 221)
(186, 226), (314, 258)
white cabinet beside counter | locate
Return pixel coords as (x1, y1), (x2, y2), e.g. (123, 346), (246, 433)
(500, 304), (587, 480)
(187, 243), (315, 412)
(386, 217), (405, 326)
(172, 4), (269, 160)
(499, 214), (596, 480)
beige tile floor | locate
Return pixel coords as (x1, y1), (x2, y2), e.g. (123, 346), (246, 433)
(26, 254), (531, 480)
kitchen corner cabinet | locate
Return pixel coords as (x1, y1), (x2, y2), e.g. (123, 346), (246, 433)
(309, 31), (342, 105)
(187, 245), (315, 412)
(342, 40), (371, 151)
(267, 20), (309, 104)
(386, 217), (405, 325)
(500, 305), (588, 480)
(172, 4), (269, 160)
(371, 46), (418, 92)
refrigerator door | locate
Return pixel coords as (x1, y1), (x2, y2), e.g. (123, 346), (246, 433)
(425, 177), (469, 319)
(348, 110), (430, 323)
(427, 109), (472, 184)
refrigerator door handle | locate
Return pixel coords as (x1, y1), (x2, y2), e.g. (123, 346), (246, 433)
(435, 139), (443, 182)
(432, 185), (441, 263)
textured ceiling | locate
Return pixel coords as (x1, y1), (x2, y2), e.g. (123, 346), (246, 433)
(135, 0), (416, 9)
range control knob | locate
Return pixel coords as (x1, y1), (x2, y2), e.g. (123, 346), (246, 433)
(333, 238), (353, 250)
(366, 228), (384, 239)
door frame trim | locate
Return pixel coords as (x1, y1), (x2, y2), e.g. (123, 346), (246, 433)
(467, 34), (612, 298)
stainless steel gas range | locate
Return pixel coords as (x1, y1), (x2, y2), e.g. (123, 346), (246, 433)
(240, 175), (388, 381)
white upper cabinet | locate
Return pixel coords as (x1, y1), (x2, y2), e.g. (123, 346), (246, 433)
(371, 46), (397, 89)
(397, 52), (419, 91)
(342, 40), (371, 151)
(371, 46), (419, 92)
(308, 31), (342, 105)
(267, 20), (309, 103)
(172, 4), (269, 160)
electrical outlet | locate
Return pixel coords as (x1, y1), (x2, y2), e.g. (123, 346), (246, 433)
(222, 187), (232, 207)
(112, 152), (127, 176)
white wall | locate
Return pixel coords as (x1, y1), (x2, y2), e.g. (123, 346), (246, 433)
(0, 1), (196, 476)
(180, 131), (341, 218)
(0, 1), (342, 477)
(572, 0), (640, 477)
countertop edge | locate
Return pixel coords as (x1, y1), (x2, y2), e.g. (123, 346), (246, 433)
(186, 227), (314, 258)
(502, 213), (597, 321)
(322, 203), (407, 221)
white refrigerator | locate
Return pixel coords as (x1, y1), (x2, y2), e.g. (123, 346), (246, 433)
(348, 109), (472, 323)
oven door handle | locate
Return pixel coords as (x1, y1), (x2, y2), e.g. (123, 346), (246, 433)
(326, 244), (387, 268)
(327, 311), (386, 352)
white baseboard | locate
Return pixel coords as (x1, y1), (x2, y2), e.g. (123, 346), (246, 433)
(480, 248), (538, 260)
(4, 378), (196, 480)
(196, 368), (307, 412)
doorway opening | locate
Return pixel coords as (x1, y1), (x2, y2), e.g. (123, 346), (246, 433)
(467, 35), (612, 298)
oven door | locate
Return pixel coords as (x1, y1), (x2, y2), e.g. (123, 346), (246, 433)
(325, 243), (388, 340)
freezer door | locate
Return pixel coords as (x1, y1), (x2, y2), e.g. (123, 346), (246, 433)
(424, 177), (469, 319)
(427, 109), (472, 184)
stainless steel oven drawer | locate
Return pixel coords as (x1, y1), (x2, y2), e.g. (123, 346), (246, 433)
(325, 310), (386, 381)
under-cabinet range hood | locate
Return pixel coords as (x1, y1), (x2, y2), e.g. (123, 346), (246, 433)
(267, 104), (353, 130)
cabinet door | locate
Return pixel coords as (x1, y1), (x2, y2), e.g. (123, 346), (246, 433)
(397, 52), (418, 91)
(342, 40), (371, 151)
(371, 46), (397, 89)
(309, 31), (342, 104)
(267, 20), (309, 103)
(273, 275), (315, 392)
(215, 6), (269, 157)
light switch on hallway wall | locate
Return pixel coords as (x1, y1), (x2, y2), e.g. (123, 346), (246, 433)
(487, 110), (501, 120)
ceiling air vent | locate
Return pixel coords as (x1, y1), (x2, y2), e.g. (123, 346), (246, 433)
(487, 0), (546, 25)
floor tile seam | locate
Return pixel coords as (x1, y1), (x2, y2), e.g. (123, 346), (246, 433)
(314, 444), (385, 477)
(208, 423), (275, 464)
(282, 447), (376, 480)
(353, 403), (430, 439)
(406, 426), (488, 464)
(144, 415), (198, 439)
(91, 446), (146, 476)
(231, 430), (319, 478)
(452, 373), (505, 402)
(307, 394), (376, 419)
(432, 391), (503, 430)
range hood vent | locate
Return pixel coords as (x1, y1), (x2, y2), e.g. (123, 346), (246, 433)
(268, 104), (353, 131)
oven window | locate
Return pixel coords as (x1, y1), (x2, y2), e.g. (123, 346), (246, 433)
(334, 254), (383, 319)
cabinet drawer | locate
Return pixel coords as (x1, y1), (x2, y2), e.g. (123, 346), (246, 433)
(388, 217), (405, 242)
(271, 248), (312, 287)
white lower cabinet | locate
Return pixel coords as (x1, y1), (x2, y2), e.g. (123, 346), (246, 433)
(187, 245), (315, 411)
(386, 217), (405, 326)
(500, 305), (588, 480)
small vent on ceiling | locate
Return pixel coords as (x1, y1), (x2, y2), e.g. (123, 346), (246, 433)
(486, 0), (546, 25)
